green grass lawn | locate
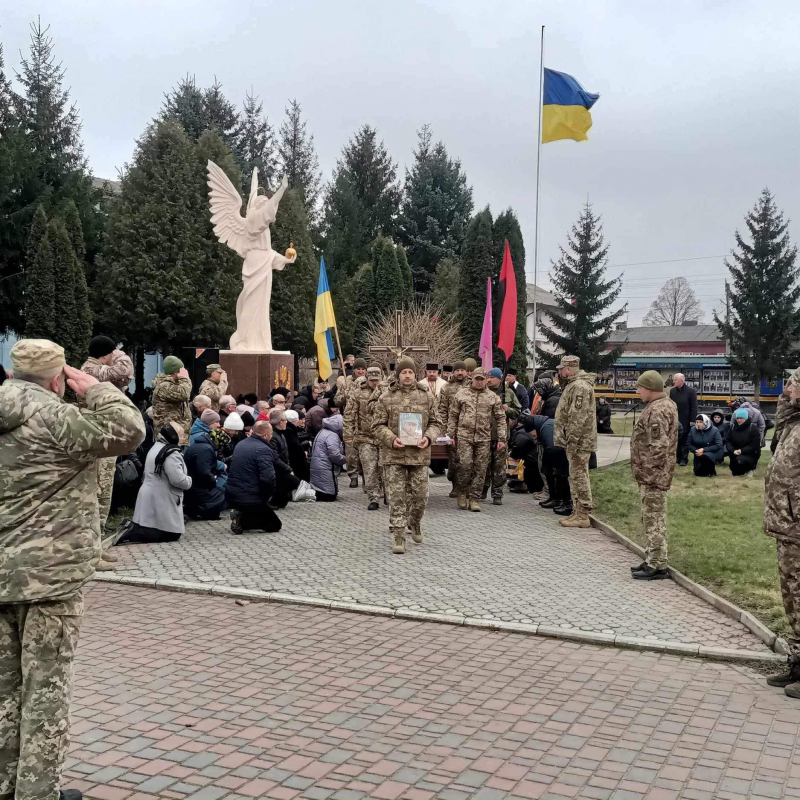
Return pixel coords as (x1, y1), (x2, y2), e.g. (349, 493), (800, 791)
(610, 413), (774, 439)
(591, 452), (788, 636)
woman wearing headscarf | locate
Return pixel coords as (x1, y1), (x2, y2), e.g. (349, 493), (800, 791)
(687, 414), (724, 477)
(726, 408), (762, 477)
(117, 422), (192, 544)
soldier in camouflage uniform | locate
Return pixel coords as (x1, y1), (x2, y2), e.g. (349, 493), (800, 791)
(629, 370), (678, 580)
(483, 367), (521, 505)
(0, 339), (145, 800)
(438, 360), (470, 498)
(448, 367), (507, 512)
(372, 358), (441, 554)
(554, 355), (597, 528)
(336, 358), (368, 488)
(198, 363), (228, 411)
(344, 365), (384, 510)
(764, 367), (800, 697)
(152, 355), (193, 447)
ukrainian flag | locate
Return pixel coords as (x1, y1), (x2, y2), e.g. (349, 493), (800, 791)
(542, 68), (599, 144)
(314, 256), (337, 380)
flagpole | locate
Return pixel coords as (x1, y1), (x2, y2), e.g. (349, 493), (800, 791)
(532, 24), (545, 378)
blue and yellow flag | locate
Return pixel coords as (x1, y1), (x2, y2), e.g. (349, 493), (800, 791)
(542, 68), (599, 144)
(314, 256), (337, 380)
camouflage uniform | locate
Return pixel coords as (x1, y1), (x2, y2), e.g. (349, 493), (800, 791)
(151, 372), (193, 446)
(336, 374), (365, 482)
(373, 381), (440, 547)
(0, 348), (145, 800)
(554, 368), (597, 511)
(630, 393), (678, 570)
(344, 376), (383, 504)
(81, 352), (135, 532)
(764, 395), (800, 659)
(771, 394), (793, 454)
(438, 375), (470, 490)
(198, 375), (228, 411)
(483, 384), (521, 500)
(448, 384), (507, 501)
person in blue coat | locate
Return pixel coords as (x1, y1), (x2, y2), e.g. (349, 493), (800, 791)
(688, 414), (724, 477)
(183, 430), (227, 518)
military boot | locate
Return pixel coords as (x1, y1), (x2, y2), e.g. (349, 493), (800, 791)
(349, 475), (359, 488)
(469, 499), (481, 512)
(785, 682), (800, 699)
(392, 530), (406, 554)
(766, 659), (800, 687)
(448, 487), (459, 498)
(492, 496), (502, 506)
(410, 524), (423, 544)
(560, 507), (591, 528)
(457, 494), (468, 510)
(367, 501), (379, 511)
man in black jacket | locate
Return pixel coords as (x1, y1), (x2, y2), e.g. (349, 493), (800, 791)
(225, 420), (281, 533)
(268, 409), (301, 507)
(505, 369), (530, 412)
(669, 373), (697, 466)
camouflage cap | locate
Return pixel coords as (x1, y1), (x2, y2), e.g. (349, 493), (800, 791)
(10, 339), (65, 374)
(206, 363), (223, 374)
(472, 367), (487, 378)
(558, 355), (580, 369)
(367, 366), (382, 379)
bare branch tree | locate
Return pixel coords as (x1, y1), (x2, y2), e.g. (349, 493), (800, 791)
(642, 277), (704, 326)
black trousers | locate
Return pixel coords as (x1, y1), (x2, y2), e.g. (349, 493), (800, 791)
(676, 422), (690, 463)
(315, 491), (338, 502)
(542, 447), (571, 504)
(233, 503), (282, 532)
(729, 454), (759, 476)
(272, 472), (301, 508)
(693, 454), (717, 477)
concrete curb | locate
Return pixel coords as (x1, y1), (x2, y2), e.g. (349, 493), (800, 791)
(589, 513), (787, 658)
(91, 573), (786, 665)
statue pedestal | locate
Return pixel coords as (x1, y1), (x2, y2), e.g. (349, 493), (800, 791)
(219, 351), (293, 399)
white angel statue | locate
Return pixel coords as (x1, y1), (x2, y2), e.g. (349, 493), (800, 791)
(207, 161), (297, 352)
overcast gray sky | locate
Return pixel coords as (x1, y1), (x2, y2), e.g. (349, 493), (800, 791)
(5, 0), (799, 325)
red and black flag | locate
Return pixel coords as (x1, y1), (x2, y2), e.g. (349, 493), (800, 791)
(496, 239), (517, 365)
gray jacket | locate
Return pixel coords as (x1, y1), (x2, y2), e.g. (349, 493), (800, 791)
(310, 415), (346, 495)
(133, 440), (192, 533)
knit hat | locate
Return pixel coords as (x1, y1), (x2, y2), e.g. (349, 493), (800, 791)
(396, 357), (416, 374)
(201, 409), (220, 426)
(240, 410), (255, 427)
(244, 392), (258, 405)
(353, 358), (368, 370)
(637, 370), (664, 392)
(223, 411), (244, 431)
(284, 409), (299, 422)
(487, 367), (503, 379)
(453, 360), (467, 371)
(734, 408), (749, 420)
(163, 355), (183, 375)
(10, 339), (65, 374)
(464, 358), (478, 372)
(89, 335), (116, 359)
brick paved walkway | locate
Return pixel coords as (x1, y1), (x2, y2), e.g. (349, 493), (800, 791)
(109, 476), (768, 652)
(64, 585), (800, 800)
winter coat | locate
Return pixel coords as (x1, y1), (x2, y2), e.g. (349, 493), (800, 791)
(225, 435), (276, 507)
(765, 400), (800, 544)
(669, 384), (698, 427)
(438, 376), (470, 430)
(726, 417), (761, 460)
(184, 432), (226, 517)
(190, 417), (211, 444)
(373, 381), (441, 465)
(737, 400), (766, 442)
(510, 425), (537, 459)
(533, 414), (557, 450)
(710, 408), (731, 449)
(529, 378), (561, 419)
(596, 400), (612, 428)
(294, 385), (319, 412)
(198, 376), (228, 411)
(554, 371), (597, 453)
(489, 384), (521, 438)
(630, 393), (678, 491)
(510, 381), (530, 412)
(0, 379), (145, 603)
(152, 373), (193, 446)
(270, 429), (293, 479)
(344, 377), (380, 445)
(284, 422), (310, 482)
(210, 428), (235, 463)
(447, 385), (507, 444)
(310, 415), (347, 494)
(133, 439), (193, 533)
(688, 420), (724, 463)
(306, 398), (332, 438)
(81, 352), (134, 390)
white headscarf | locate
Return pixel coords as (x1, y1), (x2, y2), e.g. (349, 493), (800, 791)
(696, 414), (711, 430)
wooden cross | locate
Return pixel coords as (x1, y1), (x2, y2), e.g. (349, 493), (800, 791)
(368, 309), (430, 362)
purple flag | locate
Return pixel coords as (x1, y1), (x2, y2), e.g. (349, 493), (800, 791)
(479, 277), (493, 371)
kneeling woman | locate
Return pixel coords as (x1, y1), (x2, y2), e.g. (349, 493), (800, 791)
(117, 422), (192, 545)
(688, 414), (724, 477)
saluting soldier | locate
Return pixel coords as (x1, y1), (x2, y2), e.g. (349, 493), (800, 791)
(198, 363), (229, 411)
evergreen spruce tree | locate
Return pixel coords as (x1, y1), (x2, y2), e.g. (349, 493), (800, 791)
(202, 78), (240, 151)
(431, 257), (461, 319)
(26, 204), (49, 266)
(277, 99), (321, 218)
(457, 207), (495, 354)
(24, 231), (56, 340)
(338, 262), (375, 355)
(537, 203), (625, 371)
(323, 125), (401, 283)
(49, 221), (78, 361)
(397, 125), (473, 295)
(238, 89), (275, 196)
(714, 189), (800, 400)
(372, 237), (404, 315)
(269, 188), (317, 356)
(63, 198), (87, 260)
(72, 251), (92, 361)
(493, 209), (528, 375)
(396, 244), (413, 301)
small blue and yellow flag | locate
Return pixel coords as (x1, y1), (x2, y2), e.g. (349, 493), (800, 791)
(314, 256), (337, 380)
(542, 68), (599, 144)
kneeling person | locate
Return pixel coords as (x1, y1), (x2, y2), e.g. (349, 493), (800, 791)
(372, 358), (441, 553)
(630, 370), (678, 580)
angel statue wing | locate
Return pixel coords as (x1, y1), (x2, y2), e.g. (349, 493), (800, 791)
(207, 160), (248, 257)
